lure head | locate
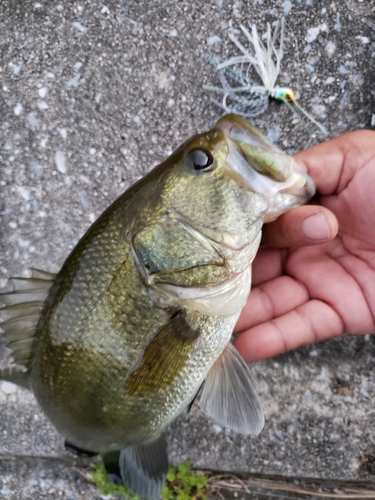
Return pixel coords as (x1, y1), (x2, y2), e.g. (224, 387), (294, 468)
(272, 87), (295, 102)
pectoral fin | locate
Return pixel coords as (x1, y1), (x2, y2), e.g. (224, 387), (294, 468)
(126, 311), (199, 397)
(118, 434), (169, 500)
(199, 343), (264, 435)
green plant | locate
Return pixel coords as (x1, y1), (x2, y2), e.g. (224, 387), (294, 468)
(91, 462), (140, 499)
(91, 461), (209, 500)
(162, 461), (208, 500)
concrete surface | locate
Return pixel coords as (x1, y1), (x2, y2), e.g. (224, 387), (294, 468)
(1, 0), (375, 498)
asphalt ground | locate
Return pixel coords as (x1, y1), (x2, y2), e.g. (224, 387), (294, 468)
(1, 0), (375, 498)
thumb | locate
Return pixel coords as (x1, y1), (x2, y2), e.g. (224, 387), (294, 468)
(262, 205), (338, 248)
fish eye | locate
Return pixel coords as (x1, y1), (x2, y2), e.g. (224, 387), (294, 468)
(185, 149), (214, 172)
(284, 91), (295, 102)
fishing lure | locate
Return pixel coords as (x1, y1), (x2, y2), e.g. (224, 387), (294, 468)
(205, 19), (327, 135)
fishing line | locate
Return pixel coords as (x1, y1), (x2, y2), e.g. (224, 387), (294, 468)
(205, 17), (328, 140)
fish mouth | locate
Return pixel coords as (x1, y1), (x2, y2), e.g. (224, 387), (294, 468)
(215, 114), (316, 202)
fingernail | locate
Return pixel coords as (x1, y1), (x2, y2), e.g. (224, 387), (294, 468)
(302, 213), (331, 240)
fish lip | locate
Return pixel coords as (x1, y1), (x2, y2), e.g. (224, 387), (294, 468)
(215, 116), (315, 201)
(215, 114), (280, 151)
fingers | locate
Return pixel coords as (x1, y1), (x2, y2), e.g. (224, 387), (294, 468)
(262, 205), (338, 249)
(294, 130), (375, 195)
(251, 247), (285, 286)
(233, 299), (344, 362)
(260, 130), (375, 251)
(234, 276), (309, 332)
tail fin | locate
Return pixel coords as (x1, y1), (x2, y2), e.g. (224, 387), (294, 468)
(102, 434), (169, 500)
(0, 268), (55, 385)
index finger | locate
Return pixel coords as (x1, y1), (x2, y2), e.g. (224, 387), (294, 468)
(293, 130), (375, 195)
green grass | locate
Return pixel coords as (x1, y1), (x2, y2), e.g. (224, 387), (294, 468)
(91, 463), (138, 499)
(162, 461), (208, 500)
(91, 461), (209, 500)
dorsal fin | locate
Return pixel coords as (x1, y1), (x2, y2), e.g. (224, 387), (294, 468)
(0, 268), (55, 381)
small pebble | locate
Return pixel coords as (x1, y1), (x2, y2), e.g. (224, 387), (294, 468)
(325, 76), (335, 84)
(38, 87), (48, 98)
(275, 430), (286, 441)
(312, 104), (326, 118)
(356, 36), (370, 44)
(341, 396), (357, 404)
(10, 63), (23, 75)
(66, 74), (82, 88)
(80, 192), (90, 208)
(306, 27), (320, 43)
(37, 100), (48, 110)
(27, 113), (38, 128)
(339, 65), (350, 75)
(334, 13), (341, 31)
(0, 487), (11, 497)
(360, 386), (370, 398)
(207, 35), (222, 46)
(0, 381), (17, 394)
(79, 174), (90, 183)
(267, 125), (281, 143)
(14, 103), (23, 115)
(283, 0), (292, 14)
(16, 186), (31, 201)
(55, 150), (66, 173)
(325, 41), (336, 55)
(72, 21), (87, 33)
(30, 160), (41, 173)
(59, 128), (68, 139)
(303, 390), (313, 405)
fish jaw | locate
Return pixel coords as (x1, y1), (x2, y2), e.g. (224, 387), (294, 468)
(154, 266), (252, 317)
(216, 114), (316, 221)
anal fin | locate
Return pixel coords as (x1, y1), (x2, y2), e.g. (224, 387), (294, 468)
(199, 342), (264, 435)
(0, 268), (55, 380)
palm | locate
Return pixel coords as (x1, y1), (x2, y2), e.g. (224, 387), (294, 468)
(234, 130), (375, 361)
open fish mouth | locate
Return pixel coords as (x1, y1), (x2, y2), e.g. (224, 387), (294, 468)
(216, 113), (316, 202)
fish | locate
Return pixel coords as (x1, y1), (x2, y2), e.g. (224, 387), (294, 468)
(0, 114), (315, 500)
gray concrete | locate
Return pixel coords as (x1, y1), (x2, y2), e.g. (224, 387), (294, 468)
(0, 456), (102, 500)
(1, 0), (375, 498)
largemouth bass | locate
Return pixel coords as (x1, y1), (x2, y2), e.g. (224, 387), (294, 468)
(0, 114), (315, 499)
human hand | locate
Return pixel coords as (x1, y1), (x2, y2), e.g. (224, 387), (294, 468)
(234, 130), (375, 361)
